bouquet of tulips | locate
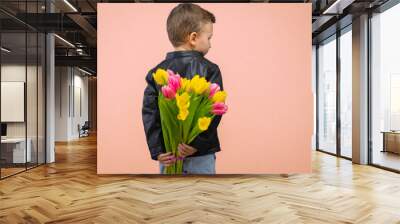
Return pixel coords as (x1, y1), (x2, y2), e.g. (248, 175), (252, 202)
(153, 68), (228, 174)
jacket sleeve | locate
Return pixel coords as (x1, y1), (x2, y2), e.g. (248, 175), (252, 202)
(142, 69), (165, 161)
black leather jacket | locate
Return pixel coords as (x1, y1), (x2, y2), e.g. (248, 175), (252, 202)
(142, 50), (224, 161)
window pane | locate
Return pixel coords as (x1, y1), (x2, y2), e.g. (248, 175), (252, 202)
(371, 4), (400, 171)
(312, 45), (317, 150)
(340, 28), (352, 158)
(318, 36), (337, 154)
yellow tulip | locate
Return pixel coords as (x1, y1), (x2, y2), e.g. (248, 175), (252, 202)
(177, 108), (189, 121)
(176, 92), (190, 110)
(198, 117), (211, 131)
(187, 75), (199, 92)
(212, 91), (227, 103)
(180, 78), (190, 92)
(152, 68), (169, 86)
(196, 81), (210, 94)
(190, 75), (210, 94)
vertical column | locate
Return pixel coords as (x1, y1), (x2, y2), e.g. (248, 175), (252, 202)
(352, 14), (369, 164)
(46, 0), (55, 163)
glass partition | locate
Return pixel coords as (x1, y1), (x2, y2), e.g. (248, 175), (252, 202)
(0, 31), (28, 177)
(0, 1), (46, 179)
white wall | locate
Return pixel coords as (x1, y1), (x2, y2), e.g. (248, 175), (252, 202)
(71, 72), (89, 138)
(55, 67), (89, 141)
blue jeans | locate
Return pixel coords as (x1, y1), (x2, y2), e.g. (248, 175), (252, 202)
(159, 153), (216, 174)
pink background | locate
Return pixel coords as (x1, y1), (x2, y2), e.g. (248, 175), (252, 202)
(97, 3), (312, 174)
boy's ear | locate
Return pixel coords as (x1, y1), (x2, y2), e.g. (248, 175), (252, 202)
(188, 32), (197, 45)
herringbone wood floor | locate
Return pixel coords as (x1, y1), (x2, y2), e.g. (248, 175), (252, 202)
(1, 133), (400, 224)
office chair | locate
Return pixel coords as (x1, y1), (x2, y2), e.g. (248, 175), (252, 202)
(79, 121), (90, 138)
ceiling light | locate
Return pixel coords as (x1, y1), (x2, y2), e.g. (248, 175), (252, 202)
(54, 34), (75, 48)
(322, 0), (355, 15)
(78, 67), (93, 76)
(1, 47), (11, 53)
(63, 0), (78, 12)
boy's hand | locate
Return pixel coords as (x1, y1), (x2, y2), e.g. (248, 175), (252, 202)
(178, 143), (198, 158)
(157, 152), (176, 167)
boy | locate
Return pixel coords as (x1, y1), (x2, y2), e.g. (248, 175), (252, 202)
(141, 3), (224, 174)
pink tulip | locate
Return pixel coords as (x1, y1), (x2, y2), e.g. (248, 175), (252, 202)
(209, 83), (220, 98)
(212, 102), (228, 115)
(161, 85), (176, 99)
(167, 71), (181, 92)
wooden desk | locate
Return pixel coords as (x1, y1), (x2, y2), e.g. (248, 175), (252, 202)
(381, 131), (400, 154)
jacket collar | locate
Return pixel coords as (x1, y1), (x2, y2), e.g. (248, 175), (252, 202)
(166, 50), (204, 60)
